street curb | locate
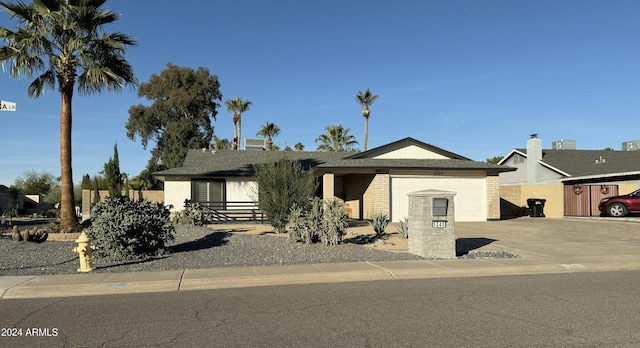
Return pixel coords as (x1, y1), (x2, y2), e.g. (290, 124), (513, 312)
(3, 260), (640, 299)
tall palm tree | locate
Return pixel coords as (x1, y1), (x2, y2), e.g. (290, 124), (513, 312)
(225, 96), (252, 150)
(256, 121), (280, 150)
(294, 142), (305, 151)
(0, 0), (137, 233)
(315, 124), (358, 152)
(355, 88), (379, 151)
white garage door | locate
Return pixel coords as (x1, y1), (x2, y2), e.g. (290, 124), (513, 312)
(390, 176), (487, 222)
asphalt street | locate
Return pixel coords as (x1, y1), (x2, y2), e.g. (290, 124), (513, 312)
(2, 271), (640, 347)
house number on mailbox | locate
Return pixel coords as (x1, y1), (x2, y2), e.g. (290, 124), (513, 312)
(432, 220), (447, 228)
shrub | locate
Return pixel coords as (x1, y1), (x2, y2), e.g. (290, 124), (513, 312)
(252, 156), (317, 233)
(369, 212), (389, 237)
(286, 203), (314, 244)
(397, 217), (409, 239)
(318, 198), (349, 246)
(86, 196), (175, 261)
(286, 198), (348, 246)
(172, 200), (210, 226)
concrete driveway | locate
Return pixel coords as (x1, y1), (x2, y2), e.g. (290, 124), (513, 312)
(455, 217), (640, 265)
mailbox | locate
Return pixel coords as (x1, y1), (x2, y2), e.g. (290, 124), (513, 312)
(433, 198), (448, 216)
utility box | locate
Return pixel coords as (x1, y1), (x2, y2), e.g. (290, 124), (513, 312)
(408, 189), (456, 259)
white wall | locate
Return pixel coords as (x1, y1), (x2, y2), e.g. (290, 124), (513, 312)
(164, 180), (191, 211)
(390, 175), (487, 222)
(226, 178), (258, 208)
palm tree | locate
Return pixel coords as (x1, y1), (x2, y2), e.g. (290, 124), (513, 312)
(213, 135), (232, 150)
(225, 96), (252, 150)
(0, 0), (137, 232)
(256, 121), (280, 150)
(355, 88), (379, 151)
(315, 124), (359, 152)
(294, 142), (305, 151)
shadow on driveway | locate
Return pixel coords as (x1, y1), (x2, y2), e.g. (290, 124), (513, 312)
(456, 238), (497, 256)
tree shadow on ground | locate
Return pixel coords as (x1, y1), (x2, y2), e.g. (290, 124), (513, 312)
(169, 231), (231, 253)
(456, 238), (497, 257)
(343, 234), (386, 245)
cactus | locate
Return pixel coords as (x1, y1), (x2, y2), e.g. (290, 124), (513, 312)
(9, 226), (48, 243)
(11, 225), (22, 241)
(20, 229), (29, 242)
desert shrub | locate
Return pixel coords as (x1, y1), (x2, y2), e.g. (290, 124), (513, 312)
(369, 212), (389, 237)
(86, 196), (175, 261)
(318, 198), (349, 246)
(172, 200), (210, 226)
(252, 156), (317, 233)
(397, 217), (409, 239)
(286, 198), (348, 246)
(286, 203), (314, 244)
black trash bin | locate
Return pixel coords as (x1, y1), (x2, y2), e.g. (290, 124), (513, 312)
(527, 198), (546, 217)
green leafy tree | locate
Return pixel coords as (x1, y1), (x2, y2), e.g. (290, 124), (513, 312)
(486, 156), (504, 164)
(126, 63), (221, 168)
(315, 124), (359, 152)
(225, 96), (252, 150)
(81, 174), (93, 190)
(252, 156), (317, 233)
(13, 170), (58, 195)
(103, 143), (123, 197)
(356, 88), (379, 151)
(136, 160), (167, 190)
(0, 0), (137, 232)
(256, 121), (281, 151)
(294, 142), (305, 151)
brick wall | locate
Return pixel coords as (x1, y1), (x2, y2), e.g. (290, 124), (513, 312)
(363, 174), (389, 220)
(485, 175), (501, 220)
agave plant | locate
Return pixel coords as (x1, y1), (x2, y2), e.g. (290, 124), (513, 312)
(369, 212), (389, 237)
(397, 217), (409, 239)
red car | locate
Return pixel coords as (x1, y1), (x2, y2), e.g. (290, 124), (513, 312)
(598, 189), (640, 217)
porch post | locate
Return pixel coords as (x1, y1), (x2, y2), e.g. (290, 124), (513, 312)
(322, 173), (335, 200)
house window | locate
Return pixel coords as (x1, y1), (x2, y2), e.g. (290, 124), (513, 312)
(192, 180), (224, 209)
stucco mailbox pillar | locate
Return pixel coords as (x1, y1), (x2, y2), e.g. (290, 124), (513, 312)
(408, 189), (456, 259)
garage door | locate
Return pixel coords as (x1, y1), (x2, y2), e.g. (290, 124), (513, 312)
(390, 176), (487, 222)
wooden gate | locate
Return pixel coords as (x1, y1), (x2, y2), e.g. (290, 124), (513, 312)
(564, 184), (618, 216)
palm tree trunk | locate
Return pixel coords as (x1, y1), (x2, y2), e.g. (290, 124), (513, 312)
(238, 116), (242, 150)
(59, 90), (79, 233)
(364, 116), (369, 151)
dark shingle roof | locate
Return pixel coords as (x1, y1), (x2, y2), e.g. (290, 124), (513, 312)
(154, 150), (347, 178)
(518, 149), (640, 177)
(155, 146), (514, 180)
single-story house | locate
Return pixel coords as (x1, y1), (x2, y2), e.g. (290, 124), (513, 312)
(154, 137), (515, 222)
(499, 135), (640, 217)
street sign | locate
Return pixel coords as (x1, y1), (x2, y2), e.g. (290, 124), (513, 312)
(0, 100), (16, 111)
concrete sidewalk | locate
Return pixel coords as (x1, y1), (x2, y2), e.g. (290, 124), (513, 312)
(2, 217), (640, 299)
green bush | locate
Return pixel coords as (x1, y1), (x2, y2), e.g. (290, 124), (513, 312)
(86, 196), (175, 261)
(252, 156), (317, 233)
(369, 212), (389, 237)
(286, 198), (348, 246)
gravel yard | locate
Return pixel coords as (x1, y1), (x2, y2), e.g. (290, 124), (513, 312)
(0, 224), (426, 277)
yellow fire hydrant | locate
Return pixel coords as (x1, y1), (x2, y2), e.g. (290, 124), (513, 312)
(72, 232), (97, 272)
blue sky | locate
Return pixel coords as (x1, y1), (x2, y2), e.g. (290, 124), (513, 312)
(1, 0), (639, 186)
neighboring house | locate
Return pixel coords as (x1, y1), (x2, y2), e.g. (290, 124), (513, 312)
(499, 135), (640, 217)
(154, 138), (515, 222)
